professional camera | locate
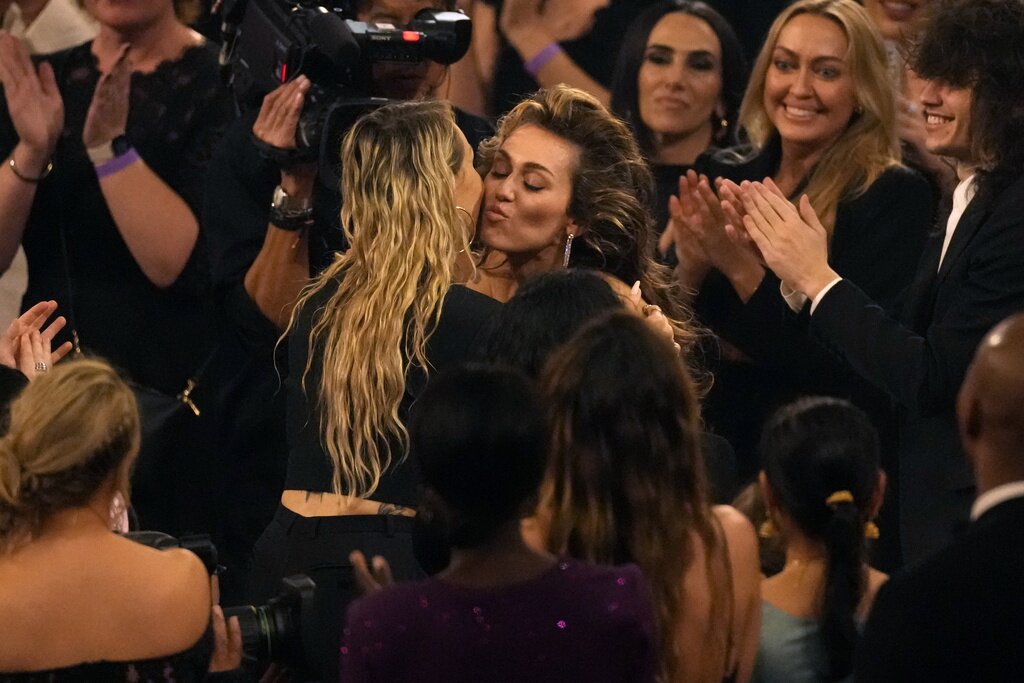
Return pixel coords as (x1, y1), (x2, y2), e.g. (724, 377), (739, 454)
(126, 532), (318, 678)
(218, 0), (472, 160)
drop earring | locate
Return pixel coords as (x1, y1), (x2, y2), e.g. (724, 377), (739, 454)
(562, 232), (574, 268)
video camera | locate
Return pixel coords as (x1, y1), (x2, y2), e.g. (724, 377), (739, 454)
(125, 531), (318, 679)
(218, 0), (472, 161)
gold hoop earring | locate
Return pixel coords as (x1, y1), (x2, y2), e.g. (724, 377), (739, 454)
(562, 232), (574, 268)
(455, 205), (474, 226)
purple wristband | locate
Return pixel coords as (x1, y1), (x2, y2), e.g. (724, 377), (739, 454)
(524, 42), (562, 78)
(95, 147), (140, 179)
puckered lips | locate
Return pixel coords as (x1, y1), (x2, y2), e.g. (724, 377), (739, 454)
(877, 0), (923, 23)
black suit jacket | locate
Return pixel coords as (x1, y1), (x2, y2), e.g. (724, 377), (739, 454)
(855, 495), (1024, 682)
(811, 174), (1024, 562)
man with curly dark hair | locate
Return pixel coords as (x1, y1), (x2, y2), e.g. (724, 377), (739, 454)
(734, 0), (1024, 566)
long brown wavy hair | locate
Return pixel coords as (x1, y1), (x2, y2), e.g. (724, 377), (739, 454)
(540, 312), (733, 682)
(738, 0), (901, 231)
(0, 359), (139, 553)
(286, 100), (469, 498)
(477, 85), (699, 356)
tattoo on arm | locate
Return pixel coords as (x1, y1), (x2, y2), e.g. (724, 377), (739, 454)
(377, 502), (409, 516)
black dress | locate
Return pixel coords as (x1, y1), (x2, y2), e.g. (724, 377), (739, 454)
(692, 140), (937, 488)
(248, 282), (501, 682)
(0, 41), (235, 395)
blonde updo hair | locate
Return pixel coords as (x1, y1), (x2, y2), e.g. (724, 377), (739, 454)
(0, 359), (139, 553)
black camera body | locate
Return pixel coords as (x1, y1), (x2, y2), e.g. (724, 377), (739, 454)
(126, 531), (318, 678)
(218, 0), (472, 159)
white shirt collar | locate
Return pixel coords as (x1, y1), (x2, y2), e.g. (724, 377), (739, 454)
(970, 480), (1024, 520)
(938, 174), (977, 271)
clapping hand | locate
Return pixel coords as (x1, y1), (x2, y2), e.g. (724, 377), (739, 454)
(82, 43), (131, 150)
(736, 179), (838, 299)
(350, 550), (394, 595)
(0, 31), (64, 172)
(0, 300), (74, 379)
(501, 0), (606, 49)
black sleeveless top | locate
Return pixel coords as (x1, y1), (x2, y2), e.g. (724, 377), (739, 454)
(0, 625), (215, 682)
(284, 284), (502, 503)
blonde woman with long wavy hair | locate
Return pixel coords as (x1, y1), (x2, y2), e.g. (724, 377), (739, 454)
(248, 100), (501, 681)
(668, 0), (939, 476)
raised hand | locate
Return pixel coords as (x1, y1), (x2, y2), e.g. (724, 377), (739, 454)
(501, 0), (606, 46)
(82, 43), (132, 149)
(0, 300), (73, 375)
(0, 32), (64, 170)
(738, 182), (837, 299)
(350, 550), (394, 595)
(252, 77), (317, 196)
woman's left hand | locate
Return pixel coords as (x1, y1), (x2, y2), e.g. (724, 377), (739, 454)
(738, 180), (838, 299)
(0, 300), (73, 377)
(82, 43), (131, 149)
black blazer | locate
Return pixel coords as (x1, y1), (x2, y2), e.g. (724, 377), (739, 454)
(694, 146), (935, 478)
(810, 174), (1024, 562)
(855, 495), (1024, 682)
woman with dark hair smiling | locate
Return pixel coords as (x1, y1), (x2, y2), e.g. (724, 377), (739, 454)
(610, 1), (749, 243)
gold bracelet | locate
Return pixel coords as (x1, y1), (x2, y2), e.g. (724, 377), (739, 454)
(8, 156), (53, 183)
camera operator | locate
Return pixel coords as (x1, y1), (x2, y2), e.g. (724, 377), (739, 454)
(0, 359), (243, 680)
(201, 0), (493, 604)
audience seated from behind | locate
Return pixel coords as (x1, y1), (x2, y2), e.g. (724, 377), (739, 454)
(0, 359), (234, 679)
(610, 1), (749, 239)
(753, 397), (887, 683)
(342, 365), (659, 683)
(855, 314), (1024, 682)
(536, 311), (760, 683)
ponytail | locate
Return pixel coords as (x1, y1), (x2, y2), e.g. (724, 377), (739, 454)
(821, 492), (865, 681)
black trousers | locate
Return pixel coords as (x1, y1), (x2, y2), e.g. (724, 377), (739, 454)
(249, 506), (424, 682)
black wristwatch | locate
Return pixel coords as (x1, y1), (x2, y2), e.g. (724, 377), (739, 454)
(87, 134), (132, 165)
(269, 184), (314, 231)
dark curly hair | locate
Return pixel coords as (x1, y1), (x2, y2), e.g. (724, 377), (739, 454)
(911, 0), (1024, 194)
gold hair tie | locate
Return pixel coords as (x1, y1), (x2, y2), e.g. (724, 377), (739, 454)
(825, 490), (855, 506)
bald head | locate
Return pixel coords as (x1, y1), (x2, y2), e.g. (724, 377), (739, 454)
(959, 314), (1024, 483)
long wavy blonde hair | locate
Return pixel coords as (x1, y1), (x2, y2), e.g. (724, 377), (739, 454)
(739, 0), (901, 231)
(0, 359), (139, 553)
(287, 100), (469, 499)
(540, 312), (733, 683)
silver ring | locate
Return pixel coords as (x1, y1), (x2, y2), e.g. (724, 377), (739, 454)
(34, 361), (48, 373)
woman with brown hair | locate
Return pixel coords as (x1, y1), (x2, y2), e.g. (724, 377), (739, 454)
(0, 359), (234, 679)
(468, 84), (695, 352)
(538, 311), (761, 683)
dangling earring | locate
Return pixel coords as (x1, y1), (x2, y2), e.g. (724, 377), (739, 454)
(759, 518), (778, 539)
(864, 520), (880, 540)
(562, 232), (574, 268)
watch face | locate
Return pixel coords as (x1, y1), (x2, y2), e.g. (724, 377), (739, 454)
(112, 135), (132, 157)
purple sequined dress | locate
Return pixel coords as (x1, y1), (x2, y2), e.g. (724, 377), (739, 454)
(341, 558), (659, 682)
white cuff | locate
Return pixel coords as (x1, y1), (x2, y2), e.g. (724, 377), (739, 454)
(810, 277), (844, 315)
(780, 281), (808, 313)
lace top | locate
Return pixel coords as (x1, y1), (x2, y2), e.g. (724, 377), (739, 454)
(0, 41), (236, 394)
(0, 624), (214, 682)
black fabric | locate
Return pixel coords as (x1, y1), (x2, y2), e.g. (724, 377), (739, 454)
(0, 623), (215, 682)
(808, 175), (1024, 563)
(855, 496), (1024, 682)
(284, 284), (501, 500)
(0, 42), (234, 396)
(249, 506), (423, 683)
(482, 0), (662, 117)
(692, 144), (936, 551)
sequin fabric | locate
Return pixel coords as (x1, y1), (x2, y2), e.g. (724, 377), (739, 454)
(341, 558), (659, 682)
